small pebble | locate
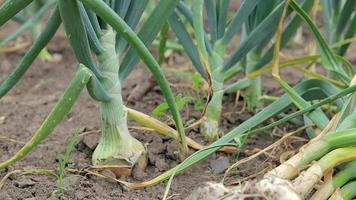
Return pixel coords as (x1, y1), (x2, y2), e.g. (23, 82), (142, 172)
(209, 156), (230, 174)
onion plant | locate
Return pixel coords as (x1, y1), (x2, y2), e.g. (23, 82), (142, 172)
(0, 0), (188, 176)
(260, 76), (356, 199)
(117, 0), (356, 194)
(321, 0), (356, 56)
(168, 0), (314, 141)
(178, 1), (356, 198)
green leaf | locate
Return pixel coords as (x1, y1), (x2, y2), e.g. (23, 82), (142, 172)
(114, 0), (131, 17)
(276, 77), (329, 132)
(204, 0), (217, 43)
(290, 0), (349, 83)
(193, 0), (209, 62)
(0, 0), (34, 26)
(216, 0), (229, 39)
(0, 65), (92, 169)
(0, 1), (54, 48)
(193, 73), (202, 92)
(337, 15), (356, 56)
(152, 95), (194, 117)
(251, 0), (315, 71)
(335, 0), (356, 40)
(0, 7), (61, 98)
(222, 0), (260, 45)
(158, 22), (169, 65)
(168, 11), (207, 79)
(119, 0), (179, 80)
(78, 2), (104, 54)
(176, 2), (213, 54)
(115, 0), (148, 52)
(58, 0), (102, 79)
(224, 78), (251, 94)
(223, 1), (284, 71)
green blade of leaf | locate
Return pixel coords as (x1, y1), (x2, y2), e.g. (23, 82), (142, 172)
(337, 14), (356, 56)
(276, 77), (329, 131)
(0, 7), (61, 98)
(0, 65), (92, 169)
(335, 0), (356, 39)
(223, 1), (284, 71)
(114, 0), (131, 17)
(204, 0), (217, 43)
(0, 1), (54, 48)
(216, 0), (229, 39)
(115, 0), (148, 52)
(0, 0), (34, 26)
(193, 0), (209, 62)
(58, 0), (102, 79)
(321, 0), (333, 42)
(176, 2), (213, 54)
(78, 2), (104, 54)
(168, 12), (207, 79)
(83, 4), (102, 37)
(224, 78), (251, 93)
(119, 0), (179, 80)
(222, 0), (260, 45)
(251, 0), (315, 71)
(254, 0), (278, 24)
(290, 0), (349, 82)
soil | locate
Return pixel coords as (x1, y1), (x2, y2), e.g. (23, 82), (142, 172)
(1, 14), (355, 200)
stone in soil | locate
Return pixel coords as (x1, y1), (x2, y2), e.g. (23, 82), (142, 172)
(209, 156), (230, 174)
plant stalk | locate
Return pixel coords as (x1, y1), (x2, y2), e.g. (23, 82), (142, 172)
(292, 147), (356, 198)
(268, 128), (356, 179)
(91, 29), (146, 175)
(311, 160), (356, 200)
(200, 50), (225, 141)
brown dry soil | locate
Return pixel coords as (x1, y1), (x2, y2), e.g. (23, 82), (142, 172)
(0, 23), (340, 200)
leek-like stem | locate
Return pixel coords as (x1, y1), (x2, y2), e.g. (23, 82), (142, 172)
(200, 50), (224, 141)
(244, 51), (262, 111)
(268, 128), (356, 179)
(293, 147), (356, 199)
(339, 181), (356, 200)
(311, 160), (356, 200)
(92, 29), (146, 170)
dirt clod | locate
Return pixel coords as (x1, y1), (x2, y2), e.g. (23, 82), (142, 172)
(14, 177), (36, 189)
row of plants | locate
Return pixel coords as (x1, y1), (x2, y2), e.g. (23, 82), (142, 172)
(0, 0), (355, 199)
